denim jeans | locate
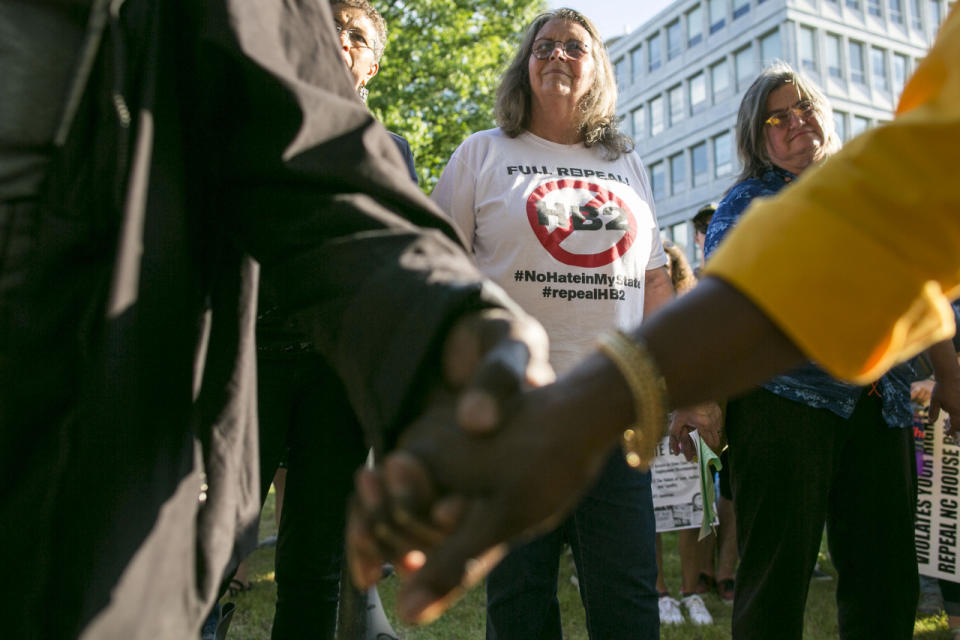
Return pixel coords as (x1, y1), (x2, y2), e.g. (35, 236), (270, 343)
(486, 448), (659, 640)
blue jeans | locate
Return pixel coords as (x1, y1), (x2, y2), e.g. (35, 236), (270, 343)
(486, 449), (659, 640)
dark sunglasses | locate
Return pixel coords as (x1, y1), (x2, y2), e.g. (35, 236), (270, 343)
(531, 39), (590, 60)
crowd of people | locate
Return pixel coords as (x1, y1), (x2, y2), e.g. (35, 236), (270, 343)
(1, 1), (959, 639)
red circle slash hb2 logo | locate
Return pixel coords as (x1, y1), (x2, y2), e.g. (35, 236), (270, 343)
(526, 179), (638, 268)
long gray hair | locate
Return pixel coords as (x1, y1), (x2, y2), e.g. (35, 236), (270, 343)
(734, 60), (840, 182)
(495, 8), (633, 160)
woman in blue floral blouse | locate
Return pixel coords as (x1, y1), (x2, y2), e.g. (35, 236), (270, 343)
(703, 61), (957, 640)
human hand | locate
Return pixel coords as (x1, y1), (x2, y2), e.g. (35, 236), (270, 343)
(930, 375), (960, 431)
(668, 402), (723, 461)
(346, 308), (554, 593)
(911, 379), (935, 406)
(349, 348), (629, 624)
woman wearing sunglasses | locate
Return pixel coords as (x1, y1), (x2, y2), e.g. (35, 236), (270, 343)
(701, 62), (956, 639)
(431, 8), (671, 639)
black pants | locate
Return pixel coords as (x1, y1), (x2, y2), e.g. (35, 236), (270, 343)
(256, 351), (368, 640)
(726, 388), (918, 640)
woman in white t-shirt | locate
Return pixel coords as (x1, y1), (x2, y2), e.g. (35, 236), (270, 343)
(432, 9), (673, 639)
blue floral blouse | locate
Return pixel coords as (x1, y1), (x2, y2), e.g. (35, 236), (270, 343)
(704, 166), (914, 428)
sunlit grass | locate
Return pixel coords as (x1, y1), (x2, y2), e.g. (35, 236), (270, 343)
(224, 492), (952, 639)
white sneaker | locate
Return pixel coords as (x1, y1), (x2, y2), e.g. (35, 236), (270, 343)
(658, 595), (684, 625)
(681, 593), (714, 625)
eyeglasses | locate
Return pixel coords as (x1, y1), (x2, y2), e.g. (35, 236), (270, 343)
(764, 99), (816, 129)
(335, 23), (374, 52)
(531, 39), (590, 60)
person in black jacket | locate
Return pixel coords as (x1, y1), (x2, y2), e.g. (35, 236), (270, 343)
(0, 2), (546, 638)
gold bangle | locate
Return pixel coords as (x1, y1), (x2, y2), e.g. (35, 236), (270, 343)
(596, 329), (668, 471)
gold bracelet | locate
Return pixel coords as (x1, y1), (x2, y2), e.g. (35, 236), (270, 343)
(596, 329), (668, 471)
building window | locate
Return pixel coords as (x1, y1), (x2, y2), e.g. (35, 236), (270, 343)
(930, 0), (943, 30)
(667, 20), (683, 60)
(849, 40), (865, 84)
(668, 85), (685, 126)
(852, 115), (870, 136)
(872, 47), (888, 91)
(889, 0), (904, 23)
(892, 52), (908, 95)
(798, 26), (816, 72)
(649, 33), (662, 72)
(714, 131), (732, 177)
(833, 110), (847, 141)
(671, 222), (689, 249)
(631, 106), (645, 141)
(614, 57), (628, 88)
(692, 142), (708, 186)
(733, 0), (750, 19)
(709, 0), (726, 33)
(670, 153), (686, 195)
(689, 72), (707, 112)
(651, 162), (666, 200)
(711, 59), (730, 101)
(760, 29), (781, 65)
(650, 95), (664, 136)
(826, 33), (843, 78)
(687, 5), (704, 46)
(846, 0), (862, 9)
(630, 47), (644, 83)
(867, 0), (882, 14)
(910, 0), (923, 29)
(734, 46), (755, 89)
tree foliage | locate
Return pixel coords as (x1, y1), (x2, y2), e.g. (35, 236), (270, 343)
(369, 0), (547, 192)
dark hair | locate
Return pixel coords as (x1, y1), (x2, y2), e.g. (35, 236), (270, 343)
(331, 0), (388, 61)
(495, 8), (633, 159)
(692, 202), (717, 234)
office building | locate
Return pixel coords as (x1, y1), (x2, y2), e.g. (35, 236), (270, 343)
(608, 0), (953, 263)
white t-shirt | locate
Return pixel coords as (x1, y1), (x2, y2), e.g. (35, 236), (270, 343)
(433, 128), (666, 375)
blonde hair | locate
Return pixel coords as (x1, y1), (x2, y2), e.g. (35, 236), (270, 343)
(495, 8), (633, 160)
(734, 60), (841, 182)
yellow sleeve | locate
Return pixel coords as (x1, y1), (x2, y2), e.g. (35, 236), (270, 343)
(704, 4), (960, 384)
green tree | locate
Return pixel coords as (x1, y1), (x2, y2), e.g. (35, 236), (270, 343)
(371, 0), (547, 192)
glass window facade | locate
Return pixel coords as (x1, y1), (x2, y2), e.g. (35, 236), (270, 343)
(760, 29), (781, 65)
(650, 95), (664, 135)
(798, 26), (816, 72)
(667, 20), (683, 60)
(670, 153), (686, 194)
(631, 106), (645, 140)
(849, 40), (865, 84)
(735, 46), (755, 89)
(827, 33), (843, 78)
(709, 0), (726, 32)
(689, 72), (707, 110)
(872, 47), (888, 91)
(668, 85), (685, 126)
(692, 142), (708, 186)
(649, 33), (662, 71)
(833, 110), (847, 141)
(687, 5), (704, 46)
(630, 47), (644, 83)
(714, 131), (732, 177)
(651, 161), (666, 200)
(711, 59), (730, 100)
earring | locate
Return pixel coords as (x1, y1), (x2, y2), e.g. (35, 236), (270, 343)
(358, 83), (369, 103)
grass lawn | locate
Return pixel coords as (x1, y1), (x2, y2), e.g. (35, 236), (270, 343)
(224, 488), (953, 639)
